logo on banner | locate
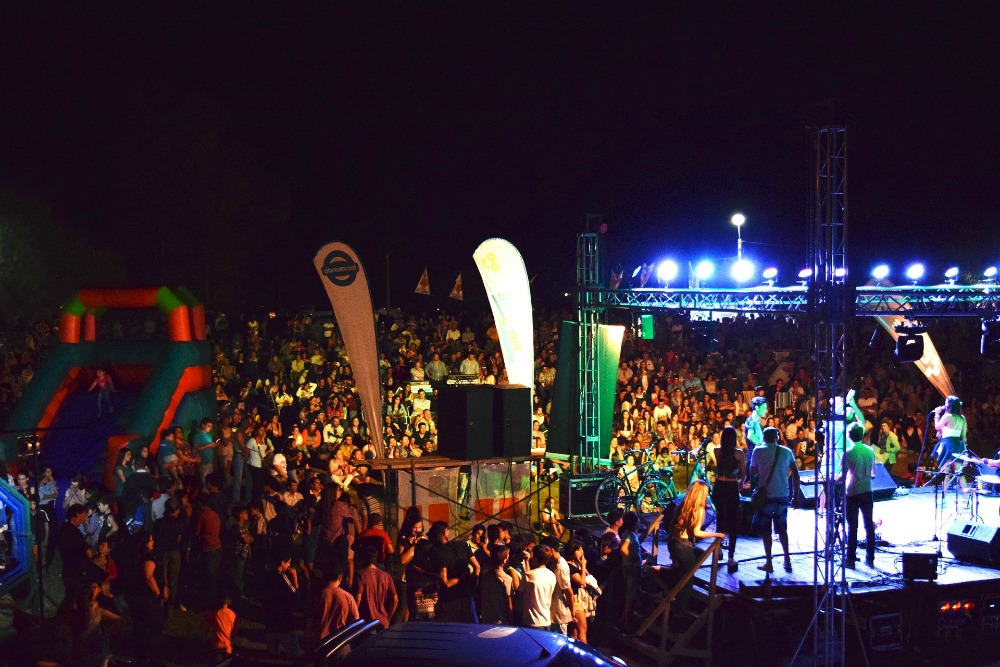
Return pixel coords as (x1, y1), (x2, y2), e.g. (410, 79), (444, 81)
(321, 251), (360, 287)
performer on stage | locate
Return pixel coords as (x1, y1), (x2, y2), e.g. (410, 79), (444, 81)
(932, 396), (968, 495)
(744, 396), (767, 468)
(825, 389), (864, 479)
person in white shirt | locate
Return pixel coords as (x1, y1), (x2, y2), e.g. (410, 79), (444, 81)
(839, 423), (877, 568)
(542, 537), (574, 634)
(520, 545), (557, 629)
(412, 389), (431, 413)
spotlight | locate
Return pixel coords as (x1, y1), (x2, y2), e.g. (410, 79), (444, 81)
(983, 319), (1000, 362)
(631, 266), (642, 278)
(762, 267), (778, 280)
(731, 259), (754, 283)
(894, 323), (926, 363)
(905, 263), (925, 283)
(834, 267), (847, 278)
(695, 261), (714, 281)
(656, 260), (679, 283)
(985, 267), (997, 280)
(731, 213), (746, 227)
(872, 265), (890, 281)
(798, 268), (813, 279)
(944, 267), (959, 280)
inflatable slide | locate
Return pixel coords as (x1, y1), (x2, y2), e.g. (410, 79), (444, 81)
(1, 287), (216, 491)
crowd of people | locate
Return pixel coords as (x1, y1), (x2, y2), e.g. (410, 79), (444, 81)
(3, 305), (998, 665)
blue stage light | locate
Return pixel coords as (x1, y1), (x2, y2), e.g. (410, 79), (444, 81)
(656, 260), (678, 283)
(985, 267), (997, 279)
(631, 266), (642, 278)
(835, 267), (847, 278)
(872, 265), (890, 281)
(945, 267), (959, 279)
(695, 260), (714, 281)
(731, 259), (754, 283)
(906, 263), (925, 282)
(762, 267), (778, 280)
(798, 268), (813, 279)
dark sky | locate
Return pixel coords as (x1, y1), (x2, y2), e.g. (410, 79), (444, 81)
(1, 5), (998, 312)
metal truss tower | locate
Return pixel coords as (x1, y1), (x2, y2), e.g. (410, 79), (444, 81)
(577, 232), (602, 472)
(808, 126), (851, 667)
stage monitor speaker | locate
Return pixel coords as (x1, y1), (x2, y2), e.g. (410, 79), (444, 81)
(797, 471), (821, 509)
(872, 463), (897, 501)
(902, 552), (939, 581)
(948, 520), (1000, 567)
(493, 384), (532, 458)
(560, 474), (604, 519)
(437, 385), (495, 460)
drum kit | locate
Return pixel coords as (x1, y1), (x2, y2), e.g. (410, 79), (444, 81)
(916, 452), (1000, 527)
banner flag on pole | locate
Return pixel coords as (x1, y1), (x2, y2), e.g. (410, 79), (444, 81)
(449, 273), (464, 300)
(313, 242), (385, 457)
(414, 268), (430, 295)
(473, 239), (534, 391)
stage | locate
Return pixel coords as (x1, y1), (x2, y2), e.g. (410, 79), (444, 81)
(651, 486), (1000, 665)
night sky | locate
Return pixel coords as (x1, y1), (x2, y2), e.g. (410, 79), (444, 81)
(2, 5), (999, 313)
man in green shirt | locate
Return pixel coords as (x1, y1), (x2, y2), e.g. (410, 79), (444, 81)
(193, 418), (217, 483)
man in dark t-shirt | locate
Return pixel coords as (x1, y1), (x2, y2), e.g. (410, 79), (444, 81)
(428, 521), (479, 622)
(55, 504), (92, 588)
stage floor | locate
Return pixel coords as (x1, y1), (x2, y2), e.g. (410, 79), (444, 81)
(655, 486), (1000, 597)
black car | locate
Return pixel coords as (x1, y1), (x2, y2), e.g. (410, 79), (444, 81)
(298, 621), (628, 667)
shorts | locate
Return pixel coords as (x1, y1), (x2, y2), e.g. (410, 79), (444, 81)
(752, 498), (789, 536)
(160, 454), (178, 466)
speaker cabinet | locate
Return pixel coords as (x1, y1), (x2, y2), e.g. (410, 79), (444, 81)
(493, 384), (532, 458)
(798, 470), (821, 509)
(437, 385), (495, 460)
(948, 520), (1000, 567)
(871, 463), (897, 501)
(560, 474), (604, 519)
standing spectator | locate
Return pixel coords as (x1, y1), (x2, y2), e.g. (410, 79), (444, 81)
(153, 498), (185, 609)
(307, 562), (358, 647)
(55, 504), (91, 590)
(194, 493), (223, 604)
(479, 544), (513, 625)
(521, 544), (557, 630)
(354, 544), (397, 628)
(126, 532), (166, 667)
(265, 548), (303, 658)
(193, 418), (217, 483)
(206, 592), (237, 664)
(543, 536), (574, 635)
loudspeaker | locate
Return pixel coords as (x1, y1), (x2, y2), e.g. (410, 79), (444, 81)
(560, 474), (604, 519)
(798, 471), (821, 509)
(948, 520), (1000, 567)
(493, 384), (532, 458)
(872, 463), (897, 501)
(437, 385), (495, 460)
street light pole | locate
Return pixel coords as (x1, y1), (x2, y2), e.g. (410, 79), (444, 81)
(732, 213), (746, 260)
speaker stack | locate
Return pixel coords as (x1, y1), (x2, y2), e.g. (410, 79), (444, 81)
(436, 384), (533, 460)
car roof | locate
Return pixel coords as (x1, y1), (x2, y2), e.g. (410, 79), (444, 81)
(339, 623), (621, 667)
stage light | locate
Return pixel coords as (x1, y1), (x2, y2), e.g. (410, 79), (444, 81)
(834, 267), (847, 278)
(798, 268), (813, 279)
(894, 323), (926, 363)
(731, 213), (746, 227)
(731, 259), (754, 283)
(695, 260), (714, 281)
(872, 265), (889, 281)
(656, 260), (678, 283)
(631, 266), (642, 278)
(982, 319), (1000, 362)
(762, 267), (778, 280)
(985, 267), (997, 279)
(944, 267), (959, 279)
(905, 263), (925, 282)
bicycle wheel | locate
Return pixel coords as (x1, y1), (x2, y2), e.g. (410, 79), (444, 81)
(595, 476), (631, 525)
(636, 478), (677, 524)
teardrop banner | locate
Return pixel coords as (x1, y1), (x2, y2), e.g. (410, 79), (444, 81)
(313, 242), (384, 457)
(473, 238), (534, 390)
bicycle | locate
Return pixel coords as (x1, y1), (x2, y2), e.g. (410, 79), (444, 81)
(595, 449), (679, 524)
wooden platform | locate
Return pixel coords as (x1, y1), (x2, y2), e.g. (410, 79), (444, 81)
(663, 485), (1000, 599)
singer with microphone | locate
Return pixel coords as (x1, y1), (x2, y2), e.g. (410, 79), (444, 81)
(932, 396), (969, 495)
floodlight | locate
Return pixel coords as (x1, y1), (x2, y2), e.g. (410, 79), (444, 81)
(695, 261), (714, 281)
(872, 265), (889, 281)
(798, 268), (813, 279)
(944, 267), (959, 279)
(983, 319), (1000, 362)
(731, 213), (746, 227)
(834, 267), (847, 278)
(894, 323), (926, 363)
(762, 267), (778, 280)
(905, 263), (925, 282)
(985, 267), (997, 279)
(656, 260), (679, 283)
(731, 259), (754, 283)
